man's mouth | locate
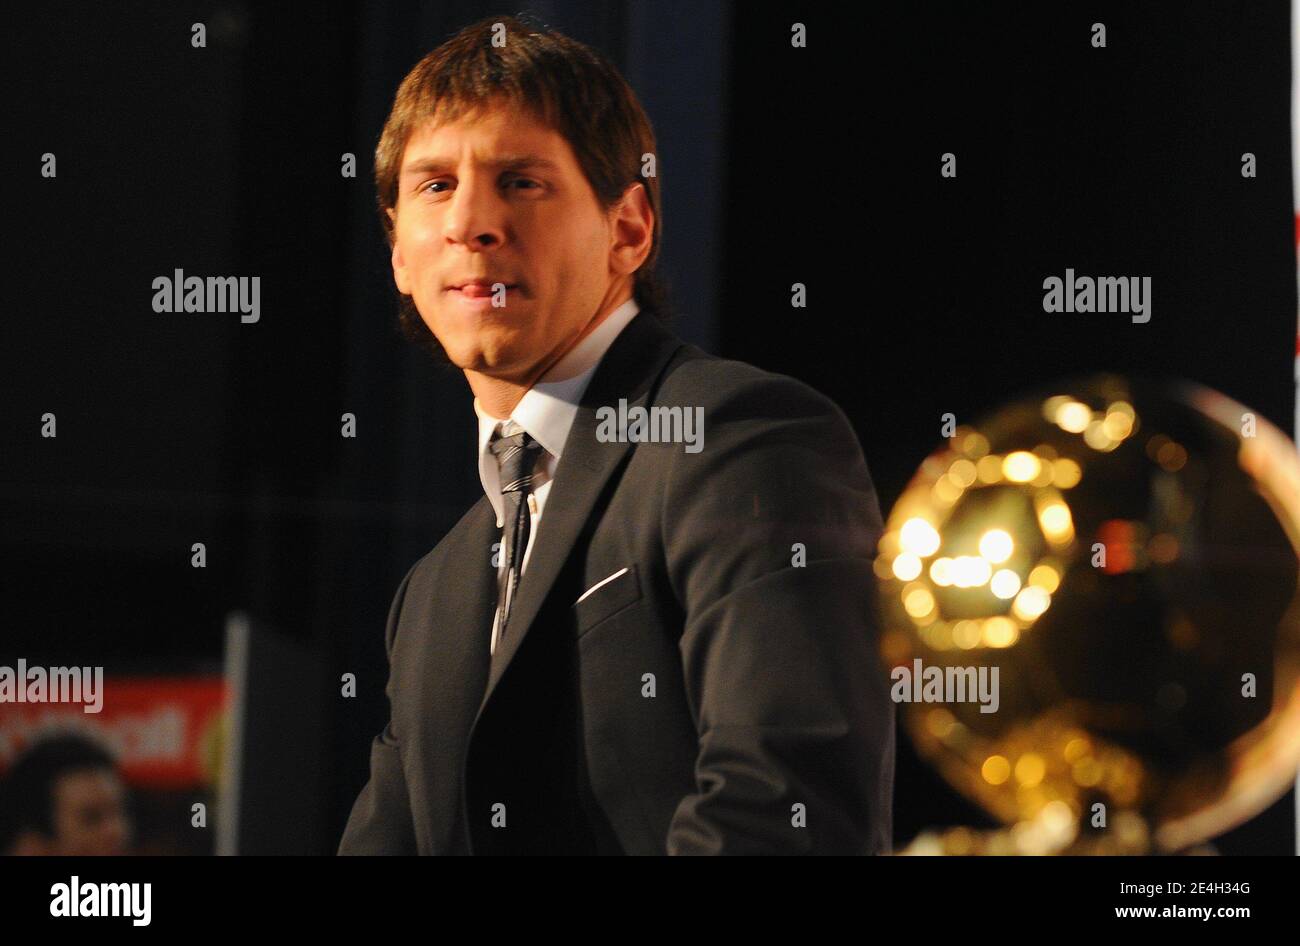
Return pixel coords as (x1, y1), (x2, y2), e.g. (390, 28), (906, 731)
(447, 282), (520, 298)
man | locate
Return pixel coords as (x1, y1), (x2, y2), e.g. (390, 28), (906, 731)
(340, 15), (894, 855)
(1, 733), (131, 856)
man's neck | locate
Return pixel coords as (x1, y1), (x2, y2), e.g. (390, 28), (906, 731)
(467, 292), (631, 419)
(470, 373), (534, 421)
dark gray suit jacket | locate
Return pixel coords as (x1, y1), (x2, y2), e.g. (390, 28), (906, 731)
(338, 310), (894, 854)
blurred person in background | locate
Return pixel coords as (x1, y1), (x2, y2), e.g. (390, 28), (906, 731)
(0, 733), (131, 855)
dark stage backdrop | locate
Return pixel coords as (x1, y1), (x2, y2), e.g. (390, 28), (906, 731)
(3, 1), (1295, 853)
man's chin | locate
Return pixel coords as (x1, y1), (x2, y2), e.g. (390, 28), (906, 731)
(433, 326), (513, 365)
(448, 341), (536, 381)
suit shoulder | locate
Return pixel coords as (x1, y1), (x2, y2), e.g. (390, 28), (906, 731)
(404, 497), (494, 587)
(655, 349), (884, 570)
(656, 346), (852, 429)
(383, 498), (493, 651)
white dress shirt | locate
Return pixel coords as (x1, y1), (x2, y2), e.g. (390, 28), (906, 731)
(475, 296), (640, 655)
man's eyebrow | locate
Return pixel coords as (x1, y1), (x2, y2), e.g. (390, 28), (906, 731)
(400, 154), (561, 176)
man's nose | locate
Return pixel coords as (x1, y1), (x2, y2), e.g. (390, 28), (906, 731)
(101, 812), (130, 850)
(443, 171), (508, 249)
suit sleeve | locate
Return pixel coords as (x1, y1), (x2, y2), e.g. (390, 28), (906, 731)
(338, 558), (422, 855)
(662, 369), (894, 854)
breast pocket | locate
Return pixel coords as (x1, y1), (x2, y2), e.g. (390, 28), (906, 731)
(573, 564), (642, 637)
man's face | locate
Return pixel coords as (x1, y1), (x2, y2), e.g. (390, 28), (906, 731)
(50, 769), (130, 855)
(389, 100), (632, 382)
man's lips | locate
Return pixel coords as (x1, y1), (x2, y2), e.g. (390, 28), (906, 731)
(446, 282), (519, 297)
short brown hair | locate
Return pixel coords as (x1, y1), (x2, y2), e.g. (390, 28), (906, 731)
(374, 14), (671, 362)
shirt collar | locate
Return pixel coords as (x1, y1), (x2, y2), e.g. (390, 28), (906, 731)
(475, 296), (640, 526)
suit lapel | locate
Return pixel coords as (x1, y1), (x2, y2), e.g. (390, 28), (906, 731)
(472, 311), (684, 724)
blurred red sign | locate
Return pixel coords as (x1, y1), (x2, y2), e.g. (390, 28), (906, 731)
(0, 676), (227, 788)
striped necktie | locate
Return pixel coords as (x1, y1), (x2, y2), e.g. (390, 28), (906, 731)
(488, 420), (544, 647)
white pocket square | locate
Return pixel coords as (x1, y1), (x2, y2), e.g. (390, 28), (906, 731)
(575, 567), (630, 604)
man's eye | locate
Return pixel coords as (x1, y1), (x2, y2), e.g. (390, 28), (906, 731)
(418, 177), (540, 197)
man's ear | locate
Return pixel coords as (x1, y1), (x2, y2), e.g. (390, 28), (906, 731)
(387, 208), (412, 295)
(609, 182), (654, 278)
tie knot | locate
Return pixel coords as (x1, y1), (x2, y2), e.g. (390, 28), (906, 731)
(490, 423), (543, 493)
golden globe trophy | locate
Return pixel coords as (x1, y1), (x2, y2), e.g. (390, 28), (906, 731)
(876, 375), (1300, 855)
